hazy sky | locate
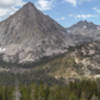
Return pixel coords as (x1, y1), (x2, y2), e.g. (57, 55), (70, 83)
(0, 0), (100, 27)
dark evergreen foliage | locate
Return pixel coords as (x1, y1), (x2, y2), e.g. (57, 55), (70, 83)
(0, 80), (99, 100)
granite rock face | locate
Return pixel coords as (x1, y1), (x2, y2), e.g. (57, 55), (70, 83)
(0, 2), (73, 64)
(66, 21), (100, 44)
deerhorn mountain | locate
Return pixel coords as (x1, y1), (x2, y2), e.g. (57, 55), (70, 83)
(0, 2), (74, 64)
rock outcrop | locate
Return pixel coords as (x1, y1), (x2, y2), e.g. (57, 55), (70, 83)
(0, 2), (73, 64)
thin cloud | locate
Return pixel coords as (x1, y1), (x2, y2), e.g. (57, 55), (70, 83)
(36, 0), (55, 11)
(64, 0), (92, 7)
(69, 14), (97, 19)
(93, 7), (100, 13)
(57, 17), (66, 21)
(64, 0), (77, 7)
(0, 0), (26, 21)
(60, 17), (66, 21)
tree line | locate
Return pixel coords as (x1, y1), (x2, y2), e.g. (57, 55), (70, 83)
(0, 79), (99, 100)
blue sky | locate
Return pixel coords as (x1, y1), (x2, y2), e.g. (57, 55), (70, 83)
(0, 0), (100, 27)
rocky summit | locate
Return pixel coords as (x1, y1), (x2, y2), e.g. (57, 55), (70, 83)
(67, 20), (100, 41)
(0, 2), (73, 64)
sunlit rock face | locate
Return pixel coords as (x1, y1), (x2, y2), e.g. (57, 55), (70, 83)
(0, 2), (74, 64)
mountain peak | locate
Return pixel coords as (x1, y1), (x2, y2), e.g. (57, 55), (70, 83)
(24, 2), (34, 7)
(77, 20), (88, 25)
(21, 2), (38, 12)
(70, 20), (98, 29)
(0, 2), (70, 64)
(13, 2), (40, 20)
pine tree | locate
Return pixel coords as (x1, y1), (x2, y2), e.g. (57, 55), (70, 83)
(2, 86), (6, 100)
(91, 94), (99, 100)
(69, 92), (79, 100)
(30, 83), (39, 100)
(20, 85), (31, 100)
(80, 92), (87, 100)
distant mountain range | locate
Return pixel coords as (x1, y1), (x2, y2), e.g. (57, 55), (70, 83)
(67, 21), (100, 42)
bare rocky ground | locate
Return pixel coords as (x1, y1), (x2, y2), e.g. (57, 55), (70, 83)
(0, 40), (100, 85)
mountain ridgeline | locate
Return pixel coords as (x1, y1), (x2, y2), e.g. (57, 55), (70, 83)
(67, 21), (100, 43)
(0, 2), (100, 85)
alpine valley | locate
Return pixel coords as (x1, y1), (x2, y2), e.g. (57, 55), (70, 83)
(0, 2), (100, 100)
(0, 2), (100, 84)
